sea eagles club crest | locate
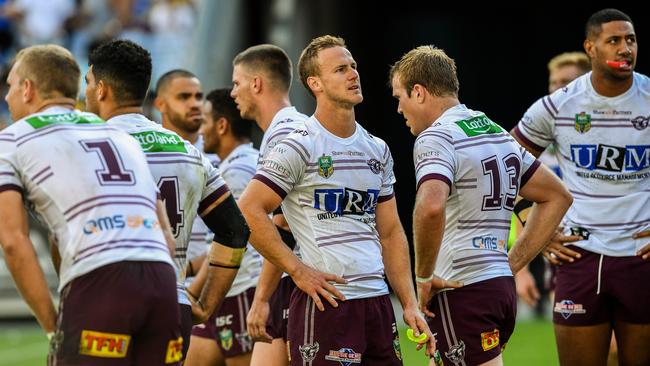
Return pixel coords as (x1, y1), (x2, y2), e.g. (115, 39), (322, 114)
(574, 112), (592, 133)
(318, 155), (334, 178)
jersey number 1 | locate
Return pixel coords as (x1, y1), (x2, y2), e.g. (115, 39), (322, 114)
(80, 139), (135, 185)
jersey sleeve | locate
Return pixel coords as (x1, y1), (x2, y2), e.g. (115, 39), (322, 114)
(0, 130), (23, 194)
(413, 129), (456, 191)
(379, 140), (396, 202)
(519, 146), (542, 188)
(197, 155), (229, 214)
(512, 95), (557, 152)
(254, 129), (310, 199)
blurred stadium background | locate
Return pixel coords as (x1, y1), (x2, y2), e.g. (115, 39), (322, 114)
(0, 1), (646, 365)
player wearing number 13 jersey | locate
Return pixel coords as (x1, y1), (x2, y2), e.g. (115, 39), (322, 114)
(0, 45), (182, 365)
(85, 40), (250, 360)
(390, 46), (572, 365)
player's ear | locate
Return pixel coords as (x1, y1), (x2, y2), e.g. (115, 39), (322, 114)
(583, 39), (594, 59)
(22, 78), (35, 103)
(96, 80), (108, 102)
(217, 117), (229, 135)
(154, 94), (165, 114)
(413, 84), (426, 103)
(252, 76), (262, 94)
(307, 76), (321, 94)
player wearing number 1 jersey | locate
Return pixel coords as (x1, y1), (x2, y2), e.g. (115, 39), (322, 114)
(0, 45), (182, 365)
(85, 39), (250, 360)
(390, 46), (572, 365)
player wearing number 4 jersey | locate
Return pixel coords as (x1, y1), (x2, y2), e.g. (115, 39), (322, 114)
(0, 45), (182, 365)
(390, 46), (572, 365)
(85, 39), (249, 360)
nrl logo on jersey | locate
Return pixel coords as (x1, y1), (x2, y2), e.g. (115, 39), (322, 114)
(574, 112), (591, 133)
(318, 155), (334, 178)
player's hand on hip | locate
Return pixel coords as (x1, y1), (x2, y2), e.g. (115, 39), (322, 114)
(543, 228), (582, 265)
(291, 264), (346, 311)
(416, 275), (463, 318)
(514, 267), (540, 307)
(187, 291), (210, 324)
(403, 305), (437, 357)
(634, 229), (650, 259)
(246, 299), (273, 343)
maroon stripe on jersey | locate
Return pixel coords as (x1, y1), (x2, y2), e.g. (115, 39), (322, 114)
(457, 178), (477, 183)
(555, 122), (634, 128)
(197, 185), (229, 213)
(569, 189), (625, 198)
(265, 128), (295, 144)
(545, 96), (559, 115)
(253, 174), (287, 199)
(453, 252), (507, 263)
(306, 159), (368, 166)
(555, 117), (630, 122)
(343, 271), (385, 281)
(378, 192), (394, 203)
(517, 120), (552, 140)
(417, 173), (451, 191)
(306, 165), (374, 173)
(456, 185), (477, 189)
(31, 166), (51, 181)
(34, 172), (54, 185)
(458, 225), (510, 230)
(452, 257), (509, 270)
(416, 157), (454, 173)
(298, 198), (311, 205)
(520, 159), (541, 188)
(512, 126), (546, 152)
(206, 174), (221, 186)
(67, 201), (157, 221)
(75, 238), (168, 259)
(567, 219), (650, 229)
(64, 194), (156, 215)
(541, 97), (556, 118)
(146, 159), (203, 167)
(0, 171), (15, 176)
(74, 241), (169, 264)
(146, 153), (201, 160)
(16, 125), (119, 147)
(417, 131), (453, 145)
(317, 235), (379, 248)
(277, 140), (309, 164)
(316, 231), (375, 241)
(0, 184), (22, 194)
(0, 136), (16, 142)
(455, 137), (514, 150)
(454, 132), (509, 145)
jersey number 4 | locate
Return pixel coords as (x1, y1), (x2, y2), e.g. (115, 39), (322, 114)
(481, 154), (521, 211)
(157, 177), (184, 237)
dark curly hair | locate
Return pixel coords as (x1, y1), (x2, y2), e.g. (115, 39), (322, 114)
(88, 39), (152, 105)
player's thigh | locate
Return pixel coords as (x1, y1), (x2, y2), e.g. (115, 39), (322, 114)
(250, 339), (288, 366)
(554, 323), (611, 366)
(613, 321), (650, 366)
(224, 351), (253, 366)
(184, 335), (224, 366)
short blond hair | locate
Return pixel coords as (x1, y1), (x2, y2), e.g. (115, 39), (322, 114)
(389, 45), (459, 98)
(14, 44), (80, 99)
(547, 52), (590, 73)
(298, 35), (346, 97)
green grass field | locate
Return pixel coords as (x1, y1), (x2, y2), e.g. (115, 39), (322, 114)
(0, 319), (558, 365)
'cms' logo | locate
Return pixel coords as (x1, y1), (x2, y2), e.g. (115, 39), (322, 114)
(570, 144), (650, 172)
(83, 215), (159, 234)
(314, 188), (380, 215)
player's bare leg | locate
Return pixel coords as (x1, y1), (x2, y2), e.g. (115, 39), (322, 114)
(555, 323), (611, 366)
(184, 335), (225, 366)
(613, 321), (650, 366)
(250, 339), (288, 366)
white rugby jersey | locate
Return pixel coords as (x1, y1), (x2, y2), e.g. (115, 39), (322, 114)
(258, 106), (308, 168)
(0, 107), (173, 291)
(107, 114), (229, 304)
(220, 143), (262, 297)
(415, 104), (540, 286)
(255, 116), (396, 300)
(514, 72), (650, 256)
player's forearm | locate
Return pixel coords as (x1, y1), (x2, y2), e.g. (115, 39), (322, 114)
(2, 237), (56, 332)
(413, 202), (445, 278)
(155, 199), (176, 257)
(253, 259), (284, 302)
(198, 265), (238, 316)
(509, 199), (571, 273)
(381, 228), (418, 309)
(244, 205), (301, 275)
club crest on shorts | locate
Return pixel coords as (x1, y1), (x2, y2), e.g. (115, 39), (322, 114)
(367, 158), (382, 174)
(574, 112), (592, 133)
(219, 328), (233, 350)
(480, 329), (500, 351)
(318, 155), (334, 178)
(298, 342), (319, 362)
(445, 340), (466, 364)
(393, 335), (402, 361)
(554, 299), (586, 319)
(235, 331), (253, 351)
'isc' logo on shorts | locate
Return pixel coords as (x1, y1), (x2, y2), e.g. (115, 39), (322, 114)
(165, 337), (183, 363)
(480, 329), (499, 351)
(79, 330), (130, 358)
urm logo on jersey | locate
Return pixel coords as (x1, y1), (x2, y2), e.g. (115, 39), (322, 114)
(314, 188), (380, 216)
(570, 144), (650, 172)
